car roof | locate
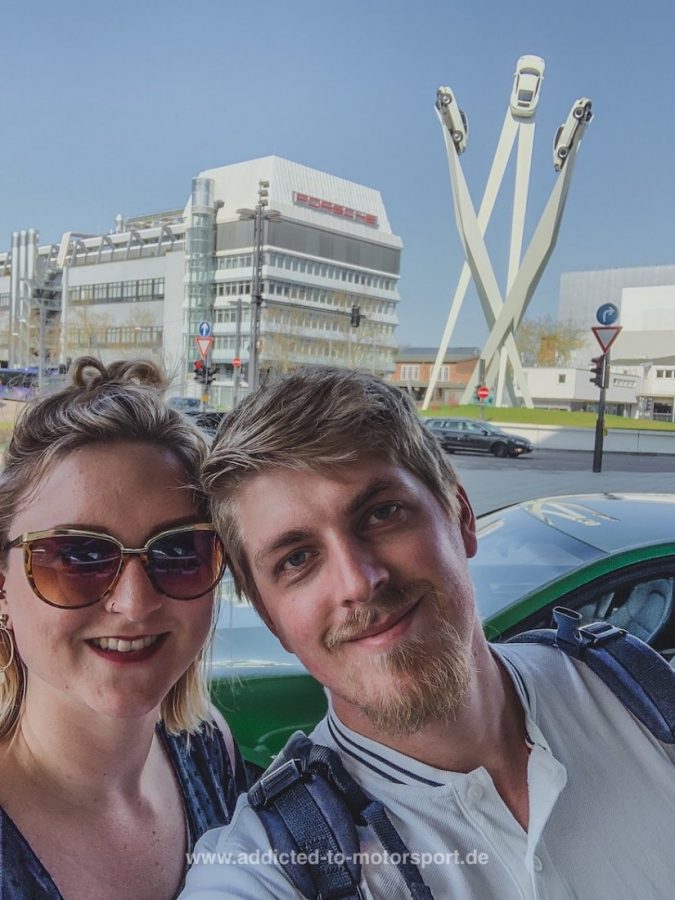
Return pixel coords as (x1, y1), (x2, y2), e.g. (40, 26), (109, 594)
(482, 493), (675, 554)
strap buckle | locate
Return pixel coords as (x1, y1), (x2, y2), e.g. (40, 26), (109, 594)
(249, 759), (303, 808)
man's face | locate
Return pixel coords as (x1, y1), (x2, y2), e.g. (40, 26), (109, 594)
(233, 457), (480, 735)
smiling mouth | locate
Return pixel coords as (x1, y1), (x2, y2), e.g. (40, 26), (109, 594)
(88, 635), (163, 653)
(346, 598), (421, 644)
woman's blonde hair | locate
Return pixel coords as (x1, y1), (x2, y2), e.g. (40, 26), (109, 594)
(0, 357), (217, 740)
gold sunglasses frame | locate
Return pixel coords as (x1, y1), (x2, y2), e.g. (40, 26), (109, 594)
(5, 523), (226, 609)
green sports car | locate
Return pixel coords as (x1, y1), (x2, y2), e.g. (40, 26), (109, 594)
(211, 492), (675, 768)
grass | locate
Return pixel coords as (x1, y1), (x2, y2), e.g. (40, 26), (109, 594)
(421, 405), (675, 431)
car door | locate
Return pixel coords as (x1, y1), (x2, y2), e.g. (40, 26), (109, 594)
(461, 421), (492, 453)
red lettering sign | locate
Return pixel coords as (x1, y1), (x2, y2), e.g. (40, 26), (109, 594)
(292, 191), (378, 227)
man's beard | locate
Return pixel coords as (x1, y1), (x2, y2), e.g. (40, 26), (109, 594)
(325, 582), (473, 735)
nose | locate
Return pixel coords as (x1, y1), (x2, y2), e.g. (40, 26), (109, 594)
(104, 556), (164, 621)
(330, 537), (389, 608)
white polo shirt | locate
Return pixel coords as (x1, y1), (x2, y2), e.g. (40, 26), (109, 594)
(181, 643), (675, 899)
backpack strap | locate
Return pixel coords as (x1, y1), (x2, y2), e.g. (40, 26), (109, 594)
(508, 606), (675, 744)
(249, 733), (434, 900)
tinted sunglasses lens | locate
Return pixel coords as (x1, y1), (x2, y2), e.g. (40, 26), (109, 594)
(29, 536), (121, 608)
(147, 529), (224, 599)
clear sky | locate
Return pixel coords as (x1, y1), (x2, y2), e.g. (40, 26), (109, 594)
(2, 0), (674, 348)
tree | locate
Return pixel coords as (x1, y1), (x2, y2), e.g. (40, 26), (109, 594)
(516, 315), (585, 367)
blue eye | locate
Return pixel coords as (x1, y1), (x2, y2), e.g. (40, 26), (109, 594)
(370, 504), (399, 522)
(283, 550), (308, 569)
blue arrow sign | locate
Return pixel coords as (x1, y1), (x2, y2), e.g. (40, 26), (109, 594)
(596, 303), (619, 325)
(198, 321), (212, 337)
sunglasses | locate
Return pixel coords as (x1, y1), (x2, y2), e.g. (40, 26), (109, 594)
(5, 524), (226, 609)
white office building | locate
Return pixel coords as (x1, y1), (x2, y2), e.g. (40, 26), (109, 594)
(541, 265), (675, 420)
(0, 156), (402, 404)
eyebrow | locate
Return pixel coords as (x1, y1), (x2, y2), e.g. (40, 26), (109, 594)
(253, 478), (400, 569)
(254, 529), (314, 569)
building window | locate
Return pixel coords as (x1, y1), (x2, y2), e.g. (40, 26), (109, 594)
(558, 374), (567, 384)
(400, 365), (420, 381)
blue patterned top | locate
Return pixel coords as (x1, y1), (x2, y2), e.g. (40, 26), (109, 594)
(0, 722), (246, 899)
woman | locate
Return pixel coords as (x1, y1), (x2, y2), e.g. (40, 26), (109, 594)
(0, 358), (246, 899)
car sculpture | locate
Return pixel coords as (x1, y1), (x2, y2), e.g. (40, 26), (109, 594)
(510, 55), (545, 117)
(210, 493), (675, 770)
(425, 417), (532, 458)
(436, 86), (469, 154)
(553, 97), (593, 171)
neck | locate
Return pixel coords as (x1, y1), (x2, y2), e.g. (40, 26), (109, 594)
(332, 635), (526, 775)
(3, 686), (161, 806)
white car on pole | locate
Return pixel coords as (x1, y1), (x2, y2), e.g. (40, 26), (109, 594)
(509, 55), (545, 117)
(436, 87), (469, 153)
(553, 98), (593, 170)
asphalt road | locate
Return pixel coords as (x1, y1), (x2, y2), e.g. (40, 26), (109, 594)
(449, 448), (675, 516)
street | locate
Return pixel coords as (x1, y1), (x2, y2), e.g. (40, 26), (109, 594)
(450, 448), (675, 516)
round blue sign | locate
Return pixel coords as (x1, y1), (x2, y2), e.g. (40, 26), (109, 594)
(596, 303), (619, 325)
(198, 321), (212, 337)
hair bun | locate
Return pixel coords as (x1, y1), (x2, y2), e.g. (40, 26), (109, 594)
(70, 357), (167, 392)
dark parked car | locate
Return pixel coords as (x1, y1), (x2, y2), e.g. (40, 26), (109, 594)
(425, 417), (532, 457)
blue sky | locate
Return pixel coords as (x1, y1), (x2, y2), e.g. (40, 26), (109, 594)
(2, 0), (674, 348)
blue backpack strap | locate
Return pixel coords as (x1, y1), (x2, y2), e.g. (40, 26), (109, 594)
(508, 606), (675, 744)
(249, 733), (434, 900)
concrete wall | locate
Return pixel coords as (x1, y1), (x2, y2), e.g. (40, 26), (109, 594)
(498, 422), (675, 455)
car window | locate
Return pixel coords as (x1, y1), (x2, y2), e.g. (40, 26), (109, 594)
(504, 562), (675, 652)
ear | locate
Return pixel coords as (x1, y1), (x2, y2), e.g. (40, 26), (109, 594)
(456, 484), (478, 559)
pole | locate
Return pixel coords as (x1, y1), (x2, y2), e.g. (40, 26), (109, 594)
(38, 300), (45, 394)
(233, 299), (242, 407)
(592, 351), (609, 473)
(248, 205), (263, 391)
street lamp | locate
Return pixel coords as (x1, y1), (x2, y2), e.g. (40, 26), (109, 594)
(237, 180), (280, 391)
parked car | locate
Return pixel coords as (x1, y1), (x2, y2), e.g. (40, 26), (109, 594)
(435, 86), (469, 154)
(425, 417), (532, 457)
(210, 492), (675, 768)
(553, 97), (593, 171)
(510, 55), (545, 117)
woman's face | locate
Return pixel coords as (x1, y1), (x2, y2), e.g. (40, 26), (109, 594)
(1, 440), (215, 724)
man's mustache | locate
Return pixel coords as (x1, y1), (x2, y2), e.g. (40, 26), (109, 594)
(324, 582), (437, 650)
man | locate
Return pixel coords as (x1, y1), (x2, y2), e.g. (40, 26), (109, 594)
(183, 366), (674, 899)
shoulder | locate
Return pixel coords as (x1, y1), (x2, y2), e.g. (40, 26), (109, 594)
(181, 794), (300, 898)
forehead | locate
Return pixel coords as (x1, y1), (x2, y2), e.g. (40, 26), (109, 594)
(12, 441), (196, 536)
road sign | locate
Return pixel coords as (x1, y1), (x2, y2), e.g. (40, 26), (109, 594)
(233, 357), (241, 369)
(596, 303), (619, 325)
(477, 385), (490, 401)
(198, 321), (212, 337)
(591, 325), (622, 353)
(195, 336), (213, 358)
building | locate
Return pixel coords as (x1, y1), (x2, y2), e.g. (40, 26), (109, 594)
(555, 264), (675, 420)
(0, 156), (402, 404)
(390, 347), (480, 404)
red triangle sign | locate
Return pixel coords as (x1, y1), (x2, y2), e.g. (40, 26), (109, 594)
(592, 325), (622, 353)
(195, 336), (214, 358)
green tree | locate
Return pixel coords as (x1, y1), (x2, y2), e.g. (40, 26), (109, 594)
(516, 315), (585, 367)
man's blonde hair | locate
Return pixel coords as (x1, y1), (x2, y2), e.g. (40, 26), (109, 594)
(203, 366), (459, 609)
(0, 357), (216, 739)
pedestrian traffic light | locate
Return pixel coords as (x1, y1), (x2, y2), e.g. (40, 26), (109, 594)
(193, 359), (204, 381)
(589, 355), (607, 389)
(350, 305), (361, 328)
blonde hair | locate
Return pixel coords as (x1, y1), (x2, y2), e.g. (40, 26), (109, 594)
(0, 357), (216, 739)
(203, 366), (460, 610)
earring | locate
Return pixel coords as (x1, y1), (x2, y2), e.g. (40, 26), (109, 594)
(0, 613), (15, 686)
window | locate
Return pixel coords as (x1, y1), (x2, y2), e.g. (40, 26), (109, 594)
(400, 365), (420, 381)
(558, 374), (567, 384)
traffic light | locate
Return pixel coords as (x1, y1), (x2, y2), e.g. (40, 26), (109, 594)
(204, 365), (218, 386)
(193, 359), (204, 381)
(350, 305), (361, 328)
(589, 354), (607, 389)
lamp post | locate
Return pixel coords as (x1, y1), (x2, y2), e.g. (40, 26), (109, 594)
(237, 180), (280, 391)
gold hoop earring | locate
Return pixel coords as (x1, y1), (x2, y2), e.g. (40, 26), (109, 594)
(0, 613), (15, 686)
